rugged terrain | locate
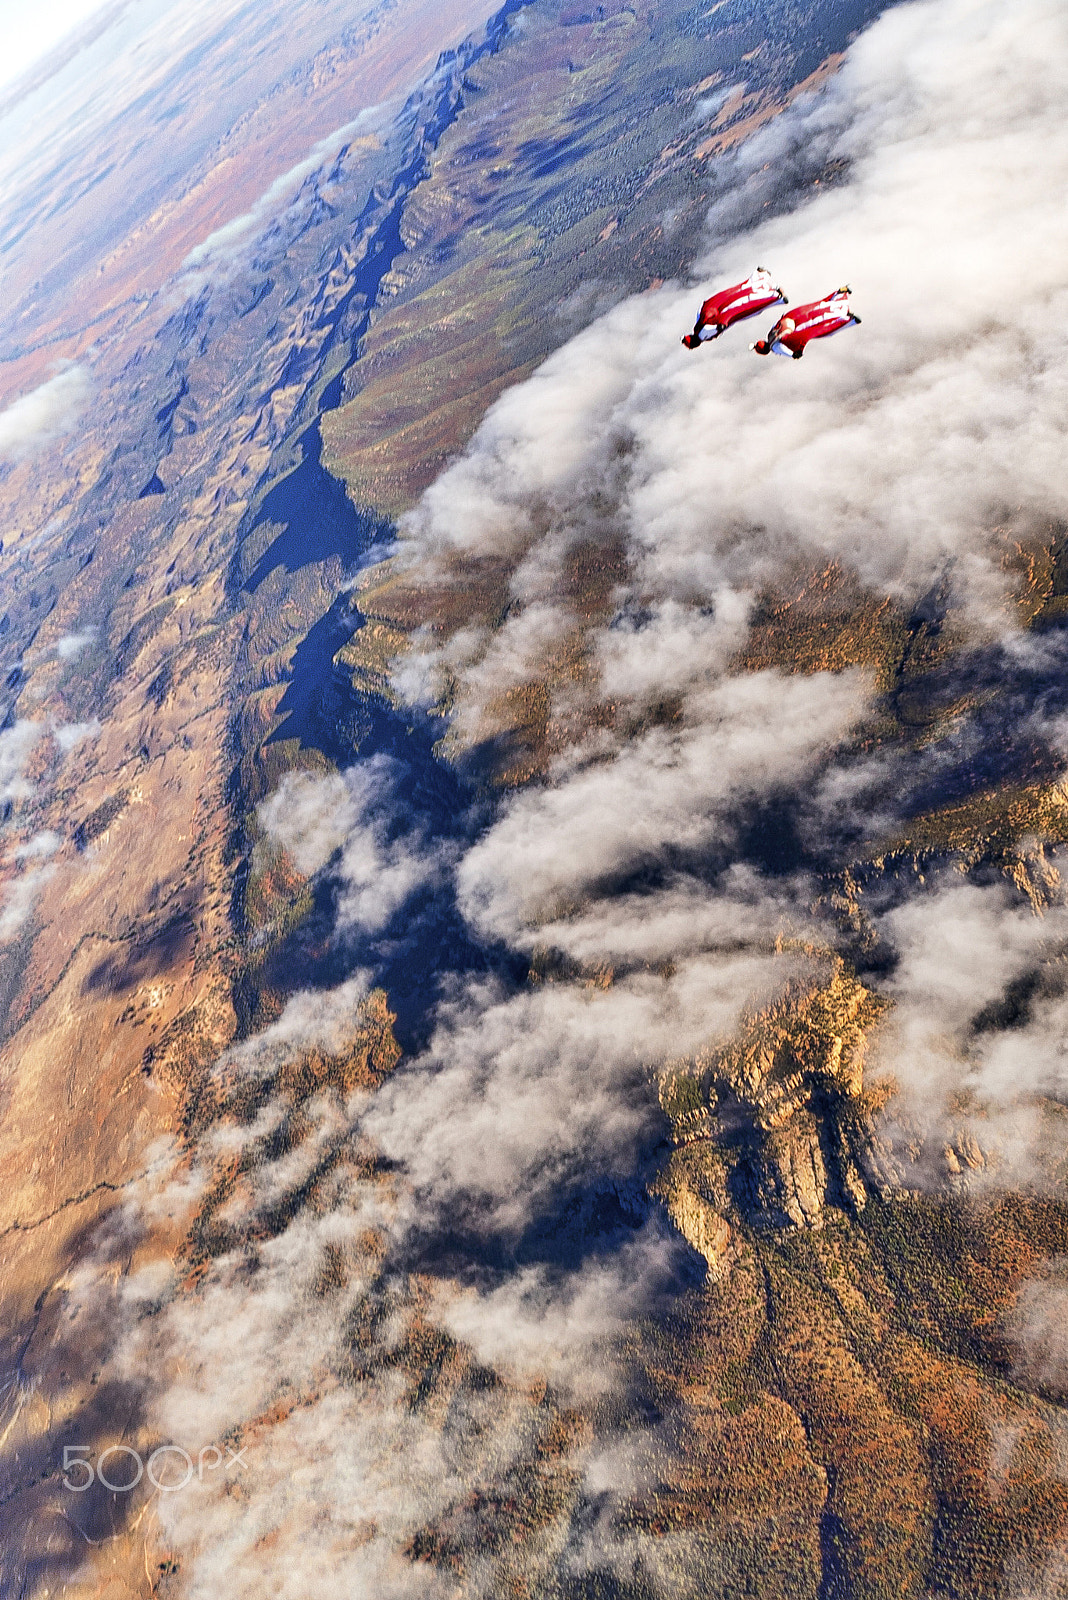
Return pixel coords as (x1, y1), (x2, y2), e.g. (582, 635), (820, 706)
(1, 0), (1067, 1596)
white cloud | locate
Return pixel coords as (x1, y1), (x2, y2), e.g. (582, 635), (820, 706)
(364, 950), (805, 1238)
(0, 828), (60, 940)
(52, 716), (101, 750)
(181, 106), (386, 275)
(59, 1016), (554, 1600)
(14, 827), (61, 861)
(437, 1224), (686, 1393)
(868, 875), (1068, 1183)
(396, 0), (1068, 646)
(456, 667), (866, 942)
(259, 757), (450, 935)
(258, 768), (357, 878)
(0, 365), (90, 460)
(219, 974), (374, 1080)
(0, 863), (54, 939)
(1006, 1267), (1068, 1397)
(54, 626), (98, 660)
(0, 720), (42, 803)
(528, 865), (810, 967)
(593, 594), (751, 706)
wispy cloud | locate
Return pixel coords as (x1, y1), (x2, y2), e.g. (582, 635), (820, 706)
(181, 106), (386, 276)
(258, 757), (451, 935)
(54, 626), (98, 660)
(0, 365), (90, 460)
(51, 716), (101, 751)
(870, 874), (1064, 1136)
(0, 720), (42, 803)
(0, 829), (60, 940)
(455, 667), (866, 942)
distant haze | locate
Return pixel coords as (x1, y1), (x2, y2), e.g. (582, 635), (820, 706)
(0, 0), (114, 94)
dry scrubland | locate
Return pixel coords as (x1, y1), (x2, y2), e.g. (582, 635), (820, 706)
(1, 0), (1066, 1595)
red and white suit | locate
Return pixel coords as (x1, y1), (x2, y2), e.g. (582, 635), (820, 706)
(754, 288), (859, 359)
(683, 268), (786, 347)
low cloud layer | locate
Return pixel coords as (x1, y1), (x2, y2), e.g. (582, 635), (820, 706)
(259, 756), (450, 935)
(385, 0), (1068, 1181)
(364, 948), (800, 1241)
(0, 720), (41, 803)
(181, 107), (386, 276)
(873, 872), (1068, 1182)
(456, 666), (865, 940)
(399, 0), (1068, 647)
(61, 991), (619, 1599)
(0, 365), (90, 459)
(54, 626), (98, 660)
(0, 830), (59, 940)
(55, 1), (1068, 1594)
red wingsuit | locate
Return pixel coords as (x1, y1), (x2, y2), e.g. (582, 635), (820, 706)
(682, 267), (786, 349)
(752, 287), (860, 359)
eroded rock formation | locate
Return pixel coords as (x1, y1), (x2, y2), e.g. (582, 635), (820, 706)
(659, 963), (901, 1240)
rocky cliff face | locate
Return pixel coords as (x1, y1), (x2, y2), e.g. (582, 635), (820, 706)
(658, 964), (902, 1246)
